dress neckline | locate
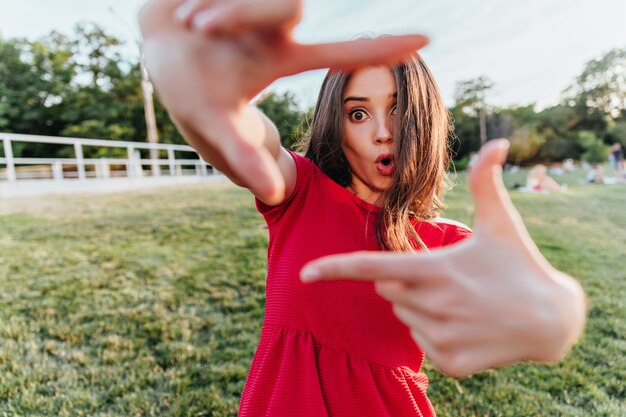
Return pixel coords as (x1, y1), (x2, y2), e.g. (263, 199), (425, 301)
(321, 171), (381, 213)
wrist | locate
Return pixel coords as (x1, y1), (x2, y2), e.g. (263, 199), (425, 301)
(530, 269), (587, 363)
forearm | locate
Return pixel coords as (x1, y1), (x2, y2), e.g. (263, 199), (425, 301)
(172, 104), (281, 187)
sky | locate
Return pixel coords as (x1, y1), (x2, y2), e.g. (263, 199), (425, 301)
(1, 0), (625, 109)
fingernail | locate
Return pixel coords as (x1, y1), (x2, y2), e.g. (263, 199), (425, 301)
(192, 9), (218, 30)
(495, 138), (510, 150)
(174, 0), (198, 23)
(300, 266), (320, 282)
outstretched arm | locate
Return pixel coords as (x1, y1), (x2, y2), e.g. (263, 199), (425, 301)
(301, 139), (587, 378)
(139, 0), (429, 205)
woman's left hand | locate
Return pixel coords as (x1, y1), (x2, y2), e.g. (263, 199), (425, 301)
(301, 139), (586, 378)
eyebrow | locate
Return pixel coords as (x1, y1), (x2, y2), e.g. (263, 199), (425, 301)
(343, 92), (397, 104)
(343, 96), (368, 104)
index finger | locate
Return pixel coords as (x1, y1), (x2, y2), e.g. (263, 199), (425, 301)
(284, 35), (430, 76)
(300, 251), (444, 283)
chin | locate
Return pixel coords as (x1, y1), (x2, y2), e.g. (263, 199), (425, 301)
(374, 180), (393, 192)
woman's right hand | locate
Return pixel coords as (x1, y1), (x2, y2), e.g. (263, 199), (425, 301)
(138, 0), (429, 203)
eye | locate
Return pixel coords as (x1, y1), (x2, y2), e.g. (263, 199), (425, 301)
(348, 109), (368, 122)
(390, 105), (397, 117)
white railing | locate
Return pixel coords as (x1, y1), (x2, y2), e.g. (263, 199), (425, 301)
(0, 133), (215, 182)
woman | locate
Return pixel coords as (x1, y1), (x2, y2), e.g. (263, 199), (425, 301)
(139, 0), (586, 415)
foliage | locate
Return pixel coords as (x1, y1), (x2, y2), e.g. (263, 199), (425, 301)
(0, 178), (624, 416)
(449, 76), (494, 153)
(453, 76), (494, 118)
(450, 154), (470, 172)
(564, 48), (626, 119)
(507, 126), (544, 164)
(256, 91), (308, 150)
(0, 24), (184, 158)
(449, 49), (626, 164)
(606, 120), (626, 147)
(1, 31), (625, 164)
(488, 106), (545, 164)
(577, 131), (609, 163)
(449, 105), (480, 160)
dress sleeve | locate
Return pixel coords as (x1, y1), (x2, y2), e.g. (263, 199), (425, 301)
(255, 150), (315, 225)
(445, 224), (473, 245)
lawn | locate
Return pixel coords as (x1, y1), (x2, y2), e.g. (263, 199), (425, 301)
(0, 172), (624, 416)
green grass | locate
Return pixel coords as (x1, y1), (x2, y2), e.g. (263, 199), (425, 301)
(0, 172), (624, 416)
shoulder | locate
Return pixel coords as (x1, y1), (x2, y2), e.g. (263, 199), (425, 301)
(432, 217), (472, 232)
(285, 150), (325, 184)
(415, 217), (473, 247)
(255, 150), (326, 224)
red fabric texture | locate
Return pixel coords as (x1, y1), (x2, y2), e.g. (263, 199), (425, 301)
(241, 152), (472, 417)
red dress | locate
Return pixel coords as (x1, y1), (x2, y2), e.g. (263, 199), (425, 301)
(241, 152), (471, 417)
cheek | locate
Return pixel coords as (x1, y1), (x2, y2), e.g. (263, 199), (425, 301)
(342, 122), (370, 149)
(341, 124), (357, 152)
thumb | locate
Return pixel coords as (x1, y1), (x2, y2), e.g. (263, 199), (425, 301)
(468, 139), (519, 234)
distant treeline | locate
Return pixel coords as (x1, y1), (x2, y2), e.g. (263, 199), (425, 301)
(1, 23), (625, 165)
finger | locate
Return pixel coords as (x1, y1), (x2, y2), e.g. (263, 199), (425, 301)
(283, 35), (430, 76)
(189, 0), (301, 34)
(394, 305), (450, 347)
(381, 285), (469, 322)
(394, 307), (476, 377)
(394, 305), (488, 349)
(469, 140), (559, 271)
(375, 279), (449, 321)
(300, 251), (444, 283)
(375, 280), (411, 300)
(175, 0), (214, 25)
(468, 139), (526, 236)
(408, 327), (483, 378)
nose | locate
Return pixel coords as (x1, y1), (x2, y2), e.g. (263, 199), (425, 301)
(374, 115), (393, 145)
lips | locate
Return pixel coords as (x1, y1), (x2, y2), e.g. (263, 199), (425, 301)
(375, 153), (395, 176)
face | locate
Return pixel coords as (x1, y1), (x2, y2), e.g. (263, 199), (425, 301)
(342, 66), (397, 204)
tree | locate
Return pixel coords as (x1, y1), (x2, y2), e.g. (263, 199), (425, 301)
(560, 47), (626, 144)
(534, 105), (581, 161)
(0, 34), (78, 157)
(606, 119), (626, 147)
(577, 131), (608, 164)
(488, 106), (544, 164)
(56, 23), (185, 155)
(256, 91), (307, 150)
(564, 48), (626, 120)
(449, 105), (479, 161)
(453, 76), (494, 146)
(0, 24), (185, 159)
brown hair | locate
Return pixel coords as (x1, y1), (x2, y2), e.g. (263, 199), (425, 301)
(300, 53), (451, 252)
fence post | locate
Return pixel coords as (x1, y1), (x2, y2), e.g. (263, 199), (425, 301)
(199, 159), (208, 177)
(96, 158), (110, 179)
(168, 148), (176, 176)
(52, 161), (64, 181)
(2, 137), (16, 182)
(127, 146), (135, 178)
(151, 146), (161, 177)
(133, 150), (143, 177)
(74, 142), (86, 180)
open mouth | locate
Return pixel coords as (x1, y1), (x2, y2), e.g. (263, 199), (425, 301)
(375, 154), (395, 176)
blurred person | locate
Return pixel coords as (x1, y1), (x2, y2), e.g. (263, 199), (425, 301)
(526, 164), (565, 192)
(610, 143), (624, 176)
